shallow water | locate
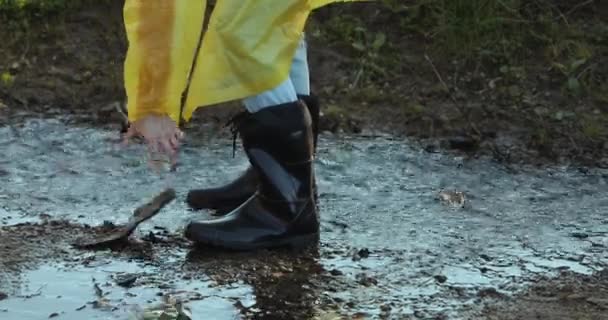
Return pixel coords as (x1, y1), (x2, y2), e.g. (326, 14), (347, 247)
(3, 261), (248, 320)
(1, 117), (607, 319)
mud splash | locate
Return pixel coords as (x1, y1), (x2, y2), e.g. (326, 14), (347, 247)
(1, 116), (607, 319)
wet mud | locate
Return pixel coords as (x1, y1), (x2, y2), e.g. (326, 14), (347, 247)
(1, 116), (607, 319)
(472, 269), (608, 320)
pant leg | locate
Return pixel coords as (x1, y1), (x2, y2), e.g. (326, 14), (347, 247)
(242, 35), (308, 113)
(289, 35), (310, 96)
(242, 78), (298, 113)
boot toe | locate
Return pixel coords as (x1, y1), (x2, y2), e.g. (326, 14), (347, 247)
(184, 218), (266, 250)
(185, 190), (211, 210)
(184, 220), (219, 244)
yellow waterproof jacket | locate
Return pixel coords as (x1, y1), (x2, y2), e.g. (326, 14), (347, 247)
(123, 0), (367, 124)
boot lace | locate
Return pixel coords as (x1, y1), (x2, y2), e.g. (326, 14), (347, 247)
(225, 111), (249, 158)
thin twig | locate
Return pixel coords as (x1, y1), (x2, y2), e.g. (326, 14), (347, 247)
(424, 54), (451, 97)
(92, 277), (103, 298)
(18, 284), (46, 299)
(424, 54), (482, 137)
(552, 4), (570, 26)
(565, 0), (594, 17)
(350, 67), (364, 89)
(18, 37), (31, 66)
(114, 102), (129, 124)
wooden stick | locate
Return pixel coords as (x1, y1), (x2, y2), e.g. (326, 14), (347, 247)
(73, 189), (176, 249)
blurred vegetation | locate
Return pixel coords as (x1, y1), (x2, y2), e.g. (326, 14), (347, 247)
(311, 0), (606, 95)
(0, 0), (103, 33)
(305, 0), (606, 148)
(1, 0), (604, 102)
(1, 0), (605, 160)
(0, 0), (76, 17)
(2, 0), (604, 74)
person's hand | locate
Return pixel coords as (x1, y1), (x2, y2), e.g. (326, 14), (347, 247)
(123, 114), (184, 172)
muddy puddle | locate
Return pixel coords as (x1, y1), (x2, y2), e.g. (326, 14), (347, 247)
(3, 261), (248, 320)
(1, 116), (607, 319)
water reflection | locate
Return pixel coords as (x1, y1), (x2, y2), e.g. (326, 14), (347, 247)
(185, 244), (323, 319)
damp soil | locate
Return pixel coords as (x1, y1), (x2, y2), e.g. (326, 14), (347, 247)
(0, 1), (606, 168)
(472, 269), (608, 320)
(1, 116), (607, 319)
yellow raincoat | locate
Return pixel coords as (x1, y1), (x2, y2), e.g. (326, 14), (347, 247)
(123, 0), (367, 124)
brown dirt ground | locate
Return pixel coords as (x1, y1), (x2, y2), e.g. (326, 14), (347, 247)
(472, 269), (608, 320)
(0, 1), (606, 168)
(1, 220), (607, 319)
(0, 220), (337, 320)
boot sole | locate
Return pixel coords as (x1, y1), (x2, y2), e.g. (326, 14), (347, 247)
(191, 233), (320, 251)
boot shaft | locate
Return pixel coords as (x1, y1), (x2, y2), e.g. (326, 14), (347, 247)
(298, 94), (320, 149)
(237, 101), (315, 205)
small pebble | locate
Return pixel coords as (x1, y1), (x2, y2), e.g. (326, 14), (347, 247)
(329, 269), (343, 276)
(356, 273), (378, 287)
(357, 248), (370, 258)
(477, 287), (503, 298)
(570, 232), (589, 239)
(434, 275), (448, 283)
(480, 254), (492, 261)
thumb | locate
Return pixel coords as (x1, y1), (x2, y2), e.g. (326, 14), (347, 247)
(122, 125), (138, 147)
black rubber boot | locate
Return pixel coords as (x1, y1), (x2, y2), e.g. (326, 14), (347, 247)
(185, 167), (259, 214)
(186, 94), (320, 214)
(184, 101), (319, 250)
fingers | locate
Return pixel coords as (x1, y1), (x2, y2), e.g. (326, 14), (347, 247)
(169, 156), (178, 172)
(147, 157), (163, 174)
(122, 125), (137, 146)
(127, 118), (183, 173)
(169, 128), (184, 150)
(169, 133), (179, 150)
(165, 130), (181, 172)
(146, 140), (164, 174)
(159, 139), (176, 160)
(145, 132), (180, 173)
(145, 141), (159, 160)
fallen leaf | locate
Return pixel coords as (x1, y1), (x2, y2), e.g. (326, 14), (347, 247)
(438, 190), (466, 207)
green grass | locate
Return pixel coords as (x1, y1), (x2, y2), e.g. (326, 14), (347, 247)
(3, 0), (605, 96)
(314, 0), (604, 95)
(0, 0), (75, 14)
